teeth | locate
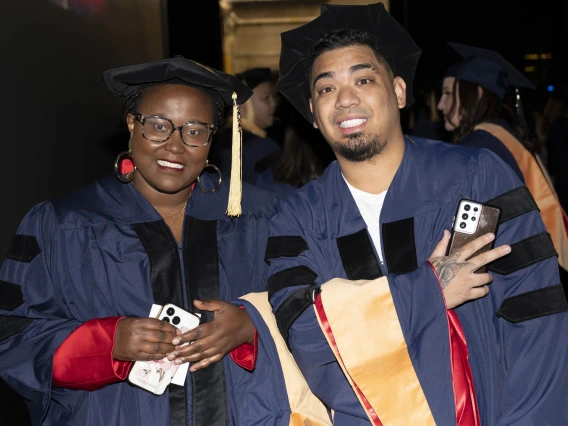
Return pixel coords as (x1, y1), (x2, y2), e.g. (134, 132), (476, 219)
(339, 118), (367, 128)
(157, 160), (184, 169)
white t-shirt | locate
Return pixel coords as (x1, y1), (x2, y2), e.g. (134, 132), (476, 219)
(344, 178), (387, 262)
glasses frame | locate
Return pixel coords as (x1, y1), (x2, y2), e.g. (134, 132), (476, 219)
(134, 113), (217, 147)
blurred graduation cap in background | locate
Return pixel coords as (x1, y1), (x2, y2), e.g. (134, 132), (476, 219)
(445, 42), (536, 99)
(444, 42), (536, 126)
(236, 67), (273, 90)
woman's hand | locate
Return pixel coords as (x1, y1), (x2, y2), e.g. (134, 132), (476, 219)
(167, 300), (255, 372)
(113, 317), (179, 361)
(428, 230), (511, 309)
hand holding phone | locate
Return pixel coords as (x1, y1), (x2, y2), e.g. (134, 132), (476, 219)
(113, 317), (178, 362)
(430, 231), (510, 309)
(428, 199), (510, 309)
(447, 199), (501, 273)
(127, 304), (200, 395)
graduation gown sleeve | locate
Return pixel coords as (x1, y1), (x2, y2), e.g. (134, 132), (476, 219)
(461, 148), (568, 425)
(0, 202), (87, 425)
(52, 316), (132, 390)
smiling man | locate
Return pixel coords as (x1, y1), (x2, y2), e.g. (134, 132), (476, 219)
(234, 3), (568, 426)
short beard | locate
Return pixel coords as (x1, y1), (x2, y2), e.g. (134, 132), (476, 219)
(332, 132), (387, 162)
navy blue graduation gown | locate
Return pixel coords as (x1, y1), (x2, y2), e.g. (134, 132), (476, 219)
(264, 136), (568, 425)
(255, 167), (299, 199)
(0, 173), (282, 426)
(459, 120), (524, 183)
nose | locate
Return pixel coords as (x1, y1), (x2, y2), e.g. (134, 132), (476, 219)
(437, 95), (446, 112)
(164, 129), (185, 154)
(335, 86), (360, 110)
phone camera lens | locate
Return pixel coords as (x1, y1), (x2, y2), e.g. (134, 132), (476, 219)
(464, 204), (471, 211)
(473, 207), (479, 212)
(162, 317), (170, 323)
(471, 216), (476, 221)
(172, 316), (181, 325)
(462, 213), (468, 220)
(460, 222), (466, 229)
(166, 307), (175, 316)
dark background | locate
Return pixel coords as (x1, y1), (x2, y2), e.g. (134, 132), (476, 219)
(392, 0), (566, 93)
(0, 1), (564, 424)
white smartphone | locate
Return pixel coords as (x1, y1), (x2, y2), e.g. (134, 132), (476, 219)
(127, 303), (200, 395)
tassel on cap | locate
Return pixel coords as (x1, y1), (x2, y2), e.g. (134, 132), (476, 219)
(515, 87), (529, 130)
(226, 92), (242, 217)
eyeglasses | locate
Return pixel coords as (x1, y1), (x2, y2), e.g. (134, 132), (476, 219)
(134, 113), (216, 147)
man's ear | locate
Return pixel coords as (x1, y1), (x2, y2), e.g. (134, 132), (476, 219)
(393, 77), (407, 109)
(309, 98), (318, 129)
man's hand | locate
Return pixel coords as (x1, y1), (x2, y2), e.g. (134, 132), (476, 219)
(429, 230), (511, 309)
(113, 317), (179, 361)
(167, 300), (255, 372)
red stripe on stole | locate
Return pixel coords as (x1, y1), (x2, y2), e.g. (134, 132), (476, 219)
(314, 293), (383, 426)
(428, 262), (481, 426)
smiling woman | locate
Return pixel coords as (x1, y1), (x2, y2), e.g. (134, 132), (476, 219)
(0, 57), (280, 426)
(124, 84), (218, 241)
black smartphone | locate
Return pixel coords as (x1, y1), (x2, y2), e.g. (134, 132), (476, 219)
(446, 199), (501, 273)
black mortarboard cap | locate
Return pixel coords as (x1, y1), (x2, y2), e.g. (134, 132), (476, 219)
(277, 2), (421, 123)
(445, 43), (535, 99)
(102, 55), (252, 106)
(102, 56), (251, 217)
(236, 67), (273, 90)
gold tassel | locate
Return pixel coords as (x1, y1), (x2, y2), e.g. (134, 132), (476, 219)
(226, 92), (242, 217)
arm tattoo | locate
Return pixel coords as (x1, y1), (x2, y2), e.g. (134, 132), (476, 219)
(430, 249), (473, 289)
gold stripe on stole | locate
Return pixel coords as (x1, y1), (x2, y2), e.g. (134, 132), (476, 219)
(240, 292), (332, 426)
(475, 122), (568, 269)
(314, 278), (436, 426)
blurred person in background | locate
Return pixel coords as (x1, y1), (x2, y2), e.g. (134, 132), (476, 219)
(255, 99), (333, 198)
(545, 84), (568, 211)
(212, 67), (282, 185)
(408, 83), (449, 141)
(438, 42), (568, 278)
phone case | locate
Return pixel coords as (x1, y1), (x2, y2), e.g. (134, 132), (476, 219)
(127, 304), (200, 395)
(446, 199), (501, 273)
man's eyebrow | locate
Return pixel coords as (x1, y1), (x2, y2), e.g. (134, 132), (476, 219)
(312, 63), (377, 87)
(349, 63), (375, 73)
(312, 71), (334, 88)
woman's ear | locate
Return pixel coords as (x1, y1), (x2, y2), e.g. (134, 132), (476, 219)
(126, 114), (135, 138)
